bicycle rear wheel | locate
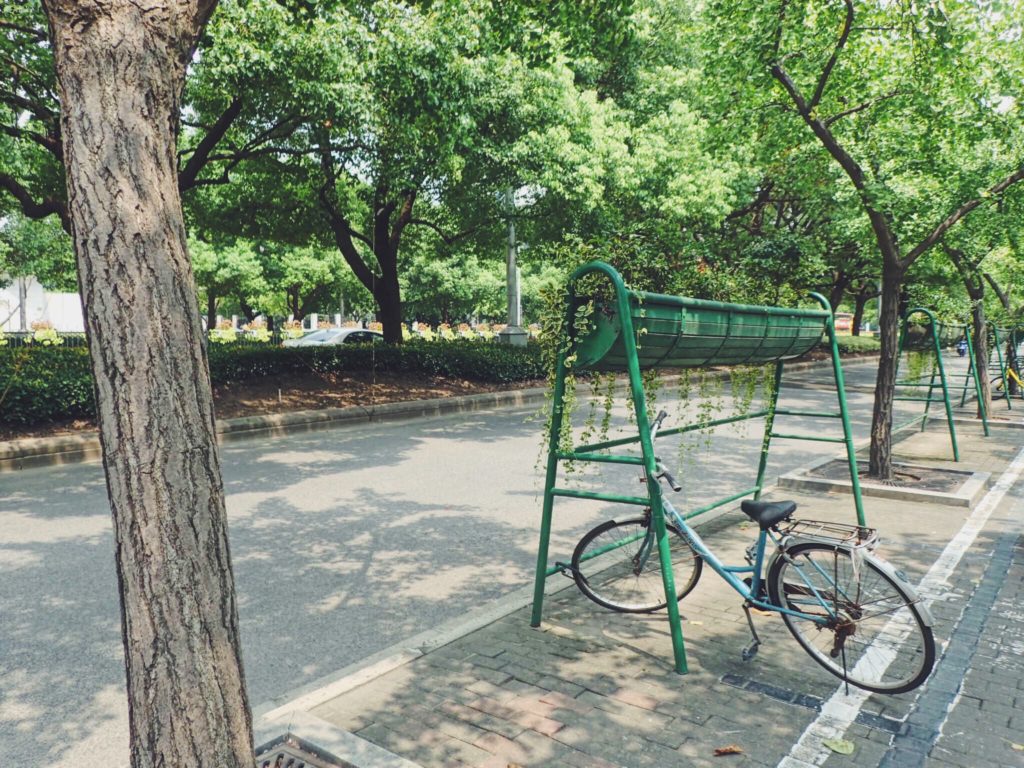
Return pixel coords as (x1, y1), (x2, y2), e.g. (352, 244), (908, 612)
(767, 542), (934, 694)
(991, 376), (1007, 400)
(571, 516), (702, 613)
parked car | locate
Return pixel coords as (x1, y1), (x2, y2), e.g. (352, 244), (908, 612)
(282, 328), (384, 347)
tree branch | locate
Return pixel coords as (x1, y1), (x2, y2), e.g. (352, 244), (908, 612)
(770, 64), (865, 188)
(317, 143), (378, 292)
(771, 60), (902, 266)
(983, 272), (1011, 311)
(178, 97), (243, 191)
(408, 218), (487, 245)
(0, 122), (61, 155)
(724, 180), (775, 222)
(824, 89), (904, 126)
(771, 0), (792, 59)
(388, 190), (416, 253)
(809, 0), (854, 111)
(0, 20), (48, 39)
(906, 163), (1024, 264)
(0, 172), (69, 231)
(0, 90), (58, 122)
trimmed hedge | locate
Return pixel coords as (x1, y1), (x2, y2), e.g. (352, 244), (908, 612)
(207, 339), (546, 385)
(827, 335), (881, 354)
(0, 335), (879, 428)
(0, 340), (546, 427)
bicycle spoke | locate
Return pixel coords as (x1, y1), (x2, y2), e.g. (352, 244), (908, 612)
(768, 542), (935, 693)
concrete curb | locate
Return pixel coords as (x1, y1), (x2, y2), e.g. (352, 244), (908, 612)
(0, 386), (550, 473)
(255, 712), (424, 768)
(779, 455), (991, 508)
(0, 355), (876, 473)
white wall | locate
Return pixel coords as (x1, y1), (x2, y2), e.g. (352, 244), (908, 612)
(0, 276), (85, 332)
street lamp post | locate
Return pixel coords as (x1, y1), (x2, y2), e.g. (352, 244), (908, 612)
(498, 188), (528, 346)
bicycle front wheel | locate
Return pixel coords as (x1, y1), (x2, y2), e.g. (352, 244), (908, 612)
(571, 516), (702, 613)
(767, 542), (934, 694)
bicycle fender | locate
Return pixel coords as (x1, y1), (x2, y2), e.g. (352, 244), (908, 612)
(868, 553), (935, 628)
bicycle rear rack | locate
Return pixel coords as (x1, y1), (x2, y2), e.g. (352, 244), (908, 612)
(778, 518), (878, 551)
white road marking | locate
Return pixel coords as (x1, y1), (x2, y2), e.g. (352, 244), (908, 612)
(778, 444), (1024, 768)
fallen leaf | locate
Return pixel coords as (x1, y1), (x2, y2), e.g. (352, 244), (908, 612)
(1011, 742), (1024, 752)
(713, 745), (743, 756)
(822, 738), (855, 755)
(690, 620), (704, 626)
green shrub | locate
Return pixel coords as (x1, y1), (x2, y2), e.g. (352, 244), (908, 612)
(828, 335), (881, 354)
(1, 340), (546, 426)
(0, 347), (95, 425)
(207, 339), (546, 385)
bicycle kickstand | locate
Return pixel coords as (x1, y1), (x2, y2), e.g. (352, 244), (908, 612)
(740, 603), (762, 661)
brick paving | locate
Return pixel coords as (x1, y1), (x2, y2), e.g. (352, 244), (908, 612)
(295, 423), (1024, 768)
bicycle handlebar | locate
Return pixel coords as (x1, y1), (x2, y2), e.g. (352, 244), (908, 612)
(657, 465), (682, 492)
(650, 409), (668, 439)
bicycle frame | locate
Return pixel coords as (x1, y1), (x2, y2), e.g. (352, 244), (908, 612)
(657, 495), (839, 626)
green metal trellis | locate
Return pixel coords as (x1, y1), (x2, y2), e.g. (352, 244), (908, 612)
(988, 327), (1024, 409)
(529, 261), (866, 675)
(894, 309), (989, 463)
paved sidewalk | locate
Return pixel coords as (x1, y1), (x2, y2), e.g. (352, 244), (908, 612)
(257, 420), (1024, 768)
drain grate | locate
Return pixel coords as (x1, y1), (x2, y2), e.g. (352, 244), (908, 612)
(255, 733), (353, 768)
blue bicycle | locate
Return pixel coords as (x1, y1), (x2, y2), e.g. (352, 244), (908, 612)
(570, 412), (936, 694)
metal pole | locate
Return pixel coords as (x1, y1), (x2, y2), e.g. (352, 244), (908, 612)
(498, 188), (527, 347)
(920, 310), (960, 461)
(614, 284), (688, 674)
(530, 300), (571, 627)
(811, 292), (866, 526)
(993, 327), (1011, 410)
(964, 323), (990, 436)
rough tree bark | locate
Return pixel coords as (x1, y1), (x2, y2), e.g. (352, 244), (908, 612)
(41, 1), (253, 765)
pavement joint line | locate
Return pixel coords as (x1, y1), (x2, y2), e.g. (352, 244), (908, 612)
(718, 674), (903, 734)
(777, 441), (1024, 768)
(877, 525), (1024, 768)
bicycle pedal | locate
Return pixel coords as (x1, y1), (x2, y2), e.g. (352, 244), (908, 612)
(554, 561), (575, 579)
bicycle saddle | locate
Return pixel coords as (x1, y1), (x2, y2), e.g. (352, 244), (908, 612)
(740, 500), (797, 530)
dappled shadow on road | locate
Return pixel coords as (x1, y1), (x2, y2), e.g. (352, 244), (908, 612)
(0, 468), (127, 766)
(231, 485), (542, 699)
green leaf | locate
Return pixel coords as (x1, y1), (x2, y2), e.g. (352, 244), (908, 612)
(822, 738), (855, 756)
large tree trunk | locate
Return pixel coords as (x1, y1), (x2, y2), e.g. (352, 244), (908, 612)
(374, 266), (404, 344)
(969, 298), (992, 418)
(44, 2), (253, 766)
(207, 292), (219, 332)
(851, 283), (876, 337)
(868, 262), (905, 480)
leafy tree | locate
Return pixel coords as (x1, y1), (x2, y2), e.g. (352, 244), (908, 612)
(190, 238), (269, 328)
(703, 0), (1024, 478)
(0, 212), (75, 291)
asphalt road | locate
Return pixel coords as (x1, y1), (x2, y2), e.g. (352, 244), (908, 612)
(0, 360), (909, 766)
